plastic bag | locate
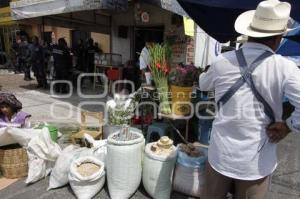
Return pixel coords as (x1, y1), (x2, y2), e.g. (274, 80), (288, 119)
(6, 127), (41, 147)
(143, 142), (177, 199)
(106, 131), (145, 199)
(172, 145), (208, 197)
(25, 127), (61, 184)
(69, 156), (105, 199)
(48, 145), (93, 190)
(48, 137), (107, 190)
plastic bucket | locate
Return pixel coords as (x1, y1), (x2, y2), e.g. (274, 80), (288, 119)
(46, 126), (58, 143)
(171, 85), (193, 116)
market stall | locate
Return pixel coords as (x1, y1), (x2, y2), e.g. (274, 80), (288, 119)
(0, 39), (210, 199)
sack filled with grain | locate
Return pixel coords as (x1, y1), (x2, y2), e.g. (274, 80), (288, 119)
(48, 145), (93, 190)
(69, 156), (105, 199)
(107, 126), (145, 199)
(172, 143), (208, 198)
(143, 136), (177, 199)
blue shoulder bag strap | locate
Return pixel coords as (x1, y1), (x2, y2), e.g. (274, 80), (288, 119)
(217, 49), (275, 123)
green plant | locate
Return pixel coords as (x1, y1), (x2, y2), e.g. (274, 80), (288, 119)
(107, 90), (141, 126)
(149, 43), (172, 115)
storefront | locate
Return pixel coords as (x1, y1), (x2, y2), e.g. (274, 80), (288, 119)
(111, 2), (194, 65)
(8, 0), (128, 51)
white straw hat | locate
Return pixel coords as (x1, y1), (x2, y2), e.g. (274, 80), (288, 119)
(235, 0), (293, 38)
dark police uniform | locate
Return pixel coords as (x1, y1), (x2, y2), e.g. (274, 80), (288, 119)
(85, 45), (96, 74)
(30, 43), (47, 88)
(18, 41), (32, 80)
(52, 45), (72, 93)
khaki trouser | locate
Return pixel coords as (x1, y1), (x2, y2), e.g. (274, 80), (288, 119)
(201, 163), (269, 199)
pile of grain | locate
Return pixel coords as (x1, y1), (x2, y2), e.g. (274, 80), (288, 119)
(77, 162), (101, 177)
(179, 144), (204, 157)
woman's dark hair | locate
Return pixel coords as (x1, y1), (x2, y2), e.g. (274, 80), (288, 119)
(0, 102), (19, 115)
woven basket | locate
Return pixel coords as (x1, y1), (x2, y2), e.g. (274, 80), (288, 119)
(0, 144), (28, 179)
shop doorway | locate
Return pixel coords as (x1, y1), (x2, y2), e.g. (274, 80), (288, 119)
(134, 26), (164, 61)
(72, 30), (90, 48)
(43, 32), (53, 46)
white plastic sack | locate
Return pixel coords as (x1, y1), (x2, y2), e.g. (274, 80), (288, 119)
(0, 127), (15, 146)
(107, 131), (145, 199)
(5, 127), (41, 147)
(69, 156), (105, 199)
(48, 145), (93, 190)
(172, 145), (207, 198)
(48, 138), (107, 190)
(83, 134), (107, 164)
(26, 149), (54, 184)
(143, 143), (177, 199)
(25, 127), (61, 184)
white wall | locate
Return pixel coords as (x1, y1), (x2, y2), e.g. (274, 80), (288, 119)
(194, 26), (221, 68)
(91, 32), (110, 53)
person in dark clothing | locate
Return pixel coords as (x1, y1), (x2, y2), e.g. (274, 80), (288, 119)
(30, 36), (47, 89)
(85, 38), (96, 74)
(74, 39), (85, 71)
(11, 41), (20, 74)
(52, 38), (72, 93)
(18, 36), (33, 81)
(94, 42), (102, 54)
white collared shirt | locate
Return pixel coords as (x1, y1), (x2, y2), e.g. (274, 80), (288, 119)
(199, 42), (300, 180)
(139, 46), (150, 70)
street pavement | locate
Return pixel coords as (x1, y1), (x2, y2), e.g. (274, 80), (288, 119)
(0, 72), (300, 199)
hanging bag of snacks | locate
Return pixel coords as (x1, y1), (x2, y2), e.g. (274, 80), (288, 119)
(143, 136), (177, 199)
(107, 126), (145, 199)
(69, 156), (105, 199)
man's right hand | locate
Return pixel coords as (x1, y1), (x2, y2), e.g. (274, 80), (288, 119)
(266, 122), (291, 143)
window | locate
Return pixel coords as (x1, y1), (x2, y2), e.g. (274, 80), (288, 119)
(0, 0), (10, 8)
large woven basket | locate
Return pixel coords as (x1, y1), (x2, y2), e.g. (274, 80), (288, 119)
(0, 144), (28, 179)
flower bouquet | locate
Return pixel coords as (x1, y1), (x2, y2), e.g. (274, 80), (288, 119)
(169, 64), (200, 87)
(169, 64), (201, 116)
(149, 44), (172, 115)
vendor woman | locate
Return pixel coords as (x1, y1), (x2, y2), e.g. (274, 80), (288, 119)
(0, 93), (31, 128)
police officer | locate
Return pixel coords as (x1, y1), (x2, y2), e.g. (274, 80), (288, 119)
(18, 36), (32, 81)
(30, 36), (47, 89)
(84, 38), (96, 77)
(73, 39), (85, 71)
(52, 38), (72, 93)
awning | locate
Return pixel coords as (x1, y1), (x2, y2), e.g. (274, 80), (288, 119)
(177, 0), (300, 42)
(141, 0), (188, 16)
(277, 22), (300, 56)
(10, 0), (128, 20)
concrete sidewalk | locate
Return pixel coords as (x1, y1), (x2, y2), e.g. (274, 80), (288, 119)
(1, 73), (300, 199)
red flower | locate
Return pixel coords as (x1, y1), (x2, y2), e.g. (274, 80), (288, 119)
(156, 63), (161, 69)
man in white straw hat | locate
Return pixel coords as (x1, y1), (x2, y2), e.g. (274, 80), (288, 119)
(199, 0), (300, 198)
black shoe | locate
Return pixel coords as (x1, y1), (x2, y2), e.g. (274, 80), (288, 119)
(24, 77), (30, 81)
(29, 77), (34, 80)
(36, 84), (43, 88)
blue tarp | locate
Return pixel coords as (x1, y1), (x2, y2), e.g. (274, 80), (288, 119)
(177, 0), (300, 43)
(277, 22), (300, 56)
